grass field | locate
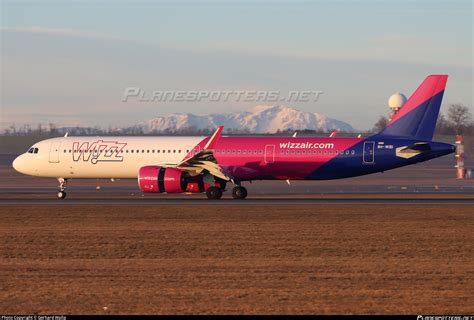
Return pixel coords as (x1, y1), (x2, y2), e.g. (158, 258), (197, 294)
(1, 204), (472, 314)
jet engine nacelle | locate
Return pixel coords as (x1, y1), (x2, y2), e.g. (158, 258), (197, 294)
(138, 166), (188, 193)
(138, 166), (226, 193)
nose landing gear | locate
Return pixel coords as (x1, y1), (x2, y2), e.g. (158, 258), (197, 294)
(57, 178), (67, 199)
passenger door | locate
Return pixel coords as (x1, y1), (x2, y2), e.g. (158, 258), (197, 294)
(363, 141), (375, 164)
(49, 140), (61, 163)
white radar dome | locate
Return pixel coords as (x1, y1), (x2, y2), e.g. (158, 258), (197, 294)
(388, 92), (407, 109)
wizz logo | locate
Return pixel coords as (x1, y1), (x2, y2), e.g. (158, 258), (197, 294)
(72, 140), (127, 164)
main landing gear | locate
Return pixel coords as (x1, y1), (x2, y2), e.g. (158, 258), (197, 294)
(206, 186), (223, 200)
(57, 178), (67, 199)
(232, 186), (247, 200)
(205, 185), (248, 200)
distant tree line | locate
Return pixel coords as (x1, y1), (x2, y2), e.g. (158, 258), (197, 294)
(1, 124), (355, 137)
(2, 104), (472, 137)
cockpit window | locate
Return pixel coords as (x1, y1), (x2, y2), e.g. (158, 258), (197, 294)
(34, 148), (39, 154)
(28, 148), (34, 153)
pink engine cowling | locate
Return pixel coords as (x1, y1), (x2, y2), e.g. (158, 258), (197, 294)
(138, 166), (188, 193)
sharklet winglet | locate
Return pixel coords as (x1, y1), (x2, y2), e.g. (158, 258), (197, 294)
(204, 126), (224, 150)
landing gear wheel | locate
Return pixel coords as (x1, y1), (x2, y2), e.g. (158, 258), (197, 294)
(206, 187), (223, 200)
(232, 186), (247, 199)
(57, 191), (67, 199)
(56, 178), (68, 200)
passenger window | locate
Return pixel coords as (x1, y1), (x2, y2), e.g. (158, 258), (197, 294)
(345, 150), (350, 155)
(238, 150), (241, 154)
(351, 150), (355, 155)
(324, 150), (327, 154)
(302, 150), (306, 154)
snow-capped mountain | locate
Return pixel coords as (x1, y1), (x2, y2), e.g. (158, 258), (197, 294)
(136, 105), (355, 133)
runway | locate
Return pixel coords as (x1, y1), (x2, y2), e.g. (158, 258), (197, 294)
(1, 191), (473, 205)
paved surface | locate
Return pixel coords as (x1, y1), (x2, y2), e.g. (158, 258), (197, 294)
(1, 197), (473, 205)
(1, 186), (473, 205)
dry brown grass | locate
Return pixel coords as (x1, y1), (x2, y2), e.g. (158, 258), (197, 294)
(0, 204), (473, 314)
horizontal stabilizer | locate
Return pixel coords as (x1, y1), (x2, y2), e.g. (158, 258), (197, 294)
(396, 142), (431, 159)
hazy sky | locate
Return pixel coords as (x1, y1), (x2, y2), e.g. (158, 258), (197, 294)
(1, 0), (472, 131)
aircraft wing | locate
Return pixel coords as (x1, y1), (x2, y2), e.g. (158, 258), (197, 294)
(175, 126), (232, 181)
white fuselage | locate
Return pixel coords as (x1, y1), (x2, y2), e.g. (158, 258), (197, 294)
(13, 136), (203, 178)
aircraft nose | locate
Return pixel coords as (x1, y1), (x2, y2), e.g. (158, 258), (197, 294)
(12, 154), (26, 174)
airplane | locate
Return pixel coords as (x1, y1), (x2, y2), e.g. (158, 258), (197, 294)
(12, 75), (455, 200)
